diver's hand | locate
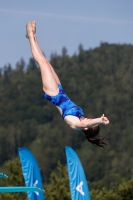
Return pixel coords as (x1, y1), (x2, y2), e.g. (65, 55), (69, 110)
(101, 114), (109, 125)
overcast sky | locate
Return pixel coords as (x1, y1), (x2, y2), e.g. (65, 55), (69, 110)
(0, 0), (133, 68)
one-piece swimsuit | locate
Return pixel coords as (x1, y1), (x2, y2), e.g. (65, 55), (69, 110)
(43, 84), (84, 119)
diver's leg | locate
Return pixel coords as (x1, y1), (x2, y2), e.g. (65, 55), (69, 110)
(26, 21), (58, 96)
(35, 35), (61, 85)
(31, 21), (61, 85)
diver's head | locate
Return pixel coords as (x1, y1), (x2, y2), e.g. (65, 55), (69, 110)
(82, 125), (107, 148)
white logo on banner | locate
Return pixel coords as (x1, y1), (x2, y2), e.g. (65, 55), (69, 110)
(76, 181), (85, 196)
(34, 180), (39, 196)
(34, 180), (38, 186)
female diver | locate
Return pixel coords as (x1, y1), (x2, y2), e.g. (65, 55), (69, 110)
(26, 21), (109, 148)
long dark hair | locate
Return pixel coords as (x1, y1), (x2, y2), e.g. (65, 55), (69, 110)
(82, 125), (108, 148)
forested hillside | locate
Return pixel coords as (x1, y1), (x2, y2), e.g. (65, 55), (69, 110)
(0, 43), (133, 189)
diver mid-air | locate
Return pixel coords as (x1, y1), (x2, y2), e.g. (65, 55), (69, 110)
(26, 21), (109, 147)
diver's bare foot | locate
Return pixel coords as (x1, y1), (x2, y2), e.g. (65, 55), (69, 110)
(26, 21), (33, 39)
(31, 21), (36, 35)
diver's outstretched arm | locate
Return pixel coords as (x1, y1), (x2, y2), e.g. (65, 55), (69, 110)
(68, 114), (109, 130)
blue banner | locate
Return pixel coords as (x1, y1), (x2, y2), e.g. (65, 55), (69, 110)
(18, 147), (44, 200)
(65, 146), (90, 200)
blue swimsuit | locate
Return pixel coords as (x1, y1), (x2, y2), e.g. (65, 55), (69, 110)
(43, 84), (84, 120)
